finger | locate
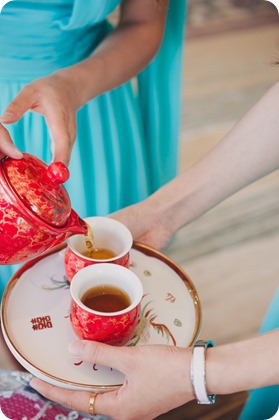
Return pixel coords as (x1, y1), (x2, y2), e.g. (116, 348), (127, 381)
(30, 378), (92, 413)
(69, 340), (133, 374)
(0, 87), (35, 123)
(30, 377), (120, 418)
(45, 113), (75, 166)
(0, 124), (23, 159)
(68, 341), (133, 417)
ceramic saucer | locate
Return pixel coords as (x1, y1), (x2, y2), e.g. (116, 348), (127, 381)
(1, 243), (201, 392)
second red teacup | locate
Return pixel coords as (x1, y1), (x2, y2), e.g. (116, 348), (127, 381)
(64, 216), (133, 282)
(70, 263), (143, 345)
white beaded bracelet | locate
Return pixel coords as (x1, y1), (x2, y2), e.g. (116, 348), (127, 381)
(190, 340), (216, 404)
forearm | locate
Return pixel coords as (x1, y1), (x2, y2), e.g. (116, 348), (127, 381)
(148, 82), (279, 233)
(56, 0), (168, 107)
(206, 329), (279, 395)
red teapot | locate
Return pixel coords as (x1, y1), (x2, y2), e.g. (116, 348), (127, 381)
(0, 153), (88, 265)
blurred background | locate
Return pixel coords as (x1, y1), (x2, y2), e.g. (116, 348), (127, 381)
(161, 0), (279, 418)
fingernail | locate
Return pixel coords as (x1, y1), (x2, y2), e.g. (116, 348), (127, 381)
(29, 378), (42, 391)
(12, 149), (24, 159)
(68, 340), (83, 356)
(0, 112), (15, 122)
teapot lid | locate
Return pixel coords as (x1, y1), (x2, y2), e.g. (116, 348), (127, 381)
(2, 153), (71, 227)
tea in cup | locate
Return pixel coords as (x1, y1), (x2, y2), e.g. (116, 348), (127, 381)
(70, 263), (143, 345)
(64, 216), (133, 282)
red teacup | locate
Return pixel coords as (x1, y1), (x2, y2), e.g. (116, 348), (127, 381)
(64, 216), (133, 282)
(70, 263), (143, 346)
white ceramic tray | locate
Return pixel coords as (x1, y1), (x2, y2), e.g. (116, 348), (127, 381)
(1, 243), (201, 392)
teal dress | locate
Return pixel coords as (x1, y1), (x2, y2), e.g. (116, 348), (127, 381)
(0, 0), (187, 296)
(240, 289), (279, 420)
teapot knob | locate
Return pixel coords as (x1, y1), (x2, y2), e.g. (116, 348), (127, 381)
(46, 162), (70, 185)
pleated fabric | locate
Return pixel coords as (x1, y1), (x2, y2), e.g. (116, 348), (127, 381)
(0, 0), (187, 296)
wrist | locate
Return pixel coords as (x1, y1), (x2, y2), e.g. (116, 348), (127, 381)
(54, 58), (104, 108)
(202, 344), (233, 396)
(147, 186), (182, 237)
(149, 167), (212, 236)
(205, 345), (224, 395)
(51, 69), (84, 110)
(206, 341), (251, 395)
(205, 332), (279, 395)
(205, 339), (258, 395)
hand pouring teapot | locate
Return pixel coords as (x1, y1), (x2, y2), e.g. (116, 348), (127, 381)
(0, 153), (88, 265)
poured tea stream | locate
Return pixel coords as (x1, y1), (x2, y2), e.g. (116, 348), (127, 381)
(83, 223), (116, 260)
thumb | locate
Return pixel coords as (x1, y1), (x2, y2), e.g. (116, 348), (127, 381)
(69, 340), (133, 418)
(0, 124), (23, 159)
(69, 340), (132, 374)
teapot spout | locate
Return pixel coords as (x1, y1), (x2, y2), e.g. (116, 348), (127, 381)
(65, 209), (88, 238)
